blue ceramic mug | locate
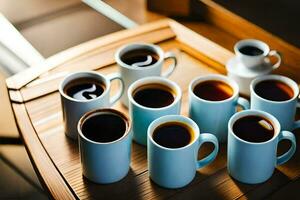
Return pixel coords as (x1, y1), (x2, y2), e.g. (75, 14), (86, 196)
(128, 76), (182, 145)
(250, 75), (300, 131)
(189, 74), (250, 142)
(228, 110), (296, 184)
(148, 115), (219, 189)
(78, 108), (132, 184)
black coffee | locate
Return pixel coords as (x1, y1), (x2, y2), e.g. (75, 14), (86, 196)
(121, 49), (159, 67)
(193, 80), (233, 101)
(64, 78), (105, 101)
(254, 80), (294, 101)
(233, 115), (274, 143)
(133, 84), (175, 108)
(239, 46), (264, 56)
(153, 122), (194, 148)
(82, 113), (127, 143)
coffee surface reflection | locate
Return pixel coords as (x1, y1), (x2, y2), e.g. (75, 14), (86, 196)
(64, 78), (105, 101)
(121, 49), (159, 67)
(233, 115), (274, 143)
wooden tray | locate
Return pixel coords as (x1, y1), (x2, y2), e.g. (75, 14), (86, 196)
(7, 18), (300, 200)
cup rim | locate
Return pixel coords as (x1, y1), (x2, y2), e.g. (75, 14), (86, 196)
(189, 74), (239, 104)
(228, 110), (281, 145)
(128, 76), (182, 111)
(234, 39), (269, 57)
(59, 71), (110, 102)
(115, 42), (164, 70)
(148, 115), (200, 151)
(77, 108), (131, 145)
(250, 75), (299, 104)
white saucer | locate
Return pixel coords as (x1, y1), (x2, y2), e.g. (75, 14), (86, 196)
(226, 56), (273, 78)
(226, 56), (273, 96)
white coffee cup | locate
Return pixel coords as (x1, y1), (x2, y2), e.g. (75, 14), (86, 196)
(234, 39), (281, 70)
(115, 43), (177, 107)
(59, 71), (124, 140)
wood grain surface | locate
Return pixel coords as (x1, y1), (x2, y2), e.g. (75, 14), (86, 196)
(7, 1), (300, 199)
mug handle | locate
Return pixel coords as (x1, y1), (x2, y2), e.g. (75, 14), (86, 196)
(268, 50), (281, 70)
(235, 97), (250, 110)
(293, 102), (300, 130)
(107, 73), (124, 106)
(196, 133), (219, 169)
(162, 51), (177, 77)
(276, 131), (296, 166)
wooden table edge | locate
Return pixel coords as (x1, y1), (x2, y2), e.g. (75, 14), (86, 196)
(5, 18), (173, 90)
(12, 100), (77, 200)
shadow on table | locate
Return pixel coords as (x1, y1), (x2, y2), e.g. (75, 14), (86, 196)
(231, 168), (293, 199)
(83, 168), (143, 200)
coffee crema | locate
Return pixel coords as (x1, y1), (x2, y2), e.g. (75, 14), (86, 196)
(82, 113), (127, 143)
(64, 78), (105, 101)
(193, 80), (233, 101)
(133, 84), (175, 108)
(152, 121), (194, 148)
(121, 49), (159, 67)
(254, 80), (294, 101)
(239, 46), (264, 56)
(233, 115), (274, 143)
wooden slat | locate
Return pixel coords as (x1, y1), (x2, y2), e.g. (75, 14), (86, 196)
(170, 20), (233, 65)
(267, 176), (300, 199)
(8, 27), (175, 103)
(9, 89), (24, 103)
(12, 102), (76, 200)
(0, 73), (19, 138)
(6, 19), (174, 90)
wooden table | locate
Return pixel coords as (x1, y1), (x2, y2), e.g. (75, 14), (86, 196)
(6, 1), (300, 199)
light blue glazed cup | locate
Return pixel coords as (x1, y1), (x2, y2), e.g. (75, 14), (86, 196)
(250, 75), (300, 131)
(128, 76), (182, 146)
(189, 74), (250, 143)
(228, 110), (296, 184)
(148, 115), (219, 189)
(78, 108), (132, 184)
